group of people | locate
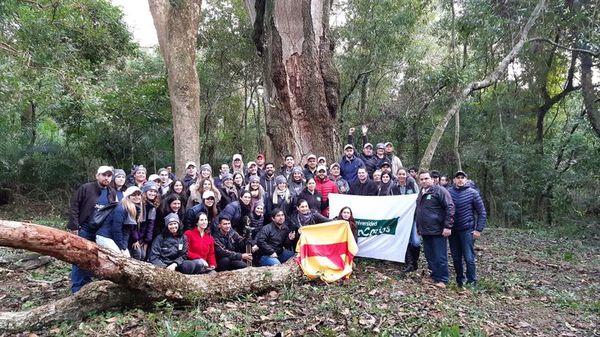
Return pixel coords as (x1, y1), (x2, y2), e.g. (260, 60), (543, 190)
(67, 126), (486, 293)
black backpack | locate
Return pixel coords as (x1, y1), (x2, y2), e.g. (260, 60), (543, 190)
(87, 202), (119, 232)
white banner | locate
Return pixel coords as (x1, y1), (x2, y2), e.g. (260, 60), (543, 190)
(329, 193), (417, 262)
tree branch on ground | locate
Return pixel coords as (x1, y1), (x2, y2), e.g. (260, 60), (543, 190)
(0, 220), (304, 330)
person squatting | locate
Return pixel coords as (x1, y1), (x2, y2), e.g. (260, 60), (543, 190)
(67, 125), (486, 293)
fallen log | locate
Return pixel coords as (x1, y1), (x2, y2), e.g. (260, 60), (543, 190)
(0, 280), (147, 332)
(0, 220), (304, 330)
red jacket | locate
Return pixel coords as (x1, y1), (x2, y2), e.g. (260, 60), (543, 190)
(184, 229), (217, 268)
(315, 176), (339, 217)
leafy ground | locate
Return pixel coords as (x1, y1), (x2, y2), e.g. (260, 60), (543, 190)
(0, 201), (599, 336)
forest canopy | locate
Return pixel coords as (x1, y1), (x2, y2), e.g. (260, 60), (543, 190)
(0, 0), (599, 227)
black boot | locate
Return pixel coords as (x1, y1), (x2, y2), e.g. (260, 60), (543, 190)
(403, 246), (417, 273)
(411, 245), (420, 271)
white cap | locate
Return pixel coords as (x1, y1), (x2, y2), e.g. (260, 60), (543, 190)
(148, 174), (161, 182)
(317, 156), (326, 163)
(202, 190), (215, 199)
(247, 161), (257, 167)
(307, 154), (317, 160)
(185, 161), (197, 169)
(97, 166), (113, 175)
(232, 154), (243, 161)
(124, 186), (142, 198)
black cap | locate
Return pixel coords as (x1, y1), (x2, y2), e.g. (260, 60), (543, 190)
(454, 170), (467, 178)
(381, 161), (391, 167)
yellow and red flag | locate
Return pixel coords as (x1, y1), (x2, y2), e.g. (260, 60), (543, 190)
(296, 220), (359, 282)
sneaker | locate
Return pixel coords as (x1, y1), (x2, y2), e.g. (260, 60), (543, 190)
(433, 282), (447, 289)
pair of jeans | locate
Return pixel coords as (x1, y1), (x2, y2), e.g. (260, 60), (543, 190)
(71, 229), (95, 293)
(449, 229), (477, 285)
(258, 249), (295, 266)
(422, 235), (449, 283)
(408, 220), (421, 248)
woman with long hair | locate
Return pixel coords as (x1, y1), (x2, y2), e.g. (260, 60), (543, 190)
(244, 176), (265, 210)
(266, 175), (294, 217)
(129, 182), (159, 260)
(296, 177), (323, 212)
(335, 206), (358, 242)
(232, 172), (245, 195)
(155, 193), (185, 240)
(218, 173), (238, 209)
(111, 169), (128, 202)
(289, 199), (329, 231)
(184, 212), (216, 273)
(188, 178), (221, 208)
(166, 179), (188, 207)
(377, 172), (395, 196)
(96, 186), (144, 257)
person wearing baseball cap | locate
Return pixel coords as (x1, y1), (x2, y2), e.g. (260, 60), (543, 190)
(67, 165), (117, 293)
(255, 153), (266, 176)
(303, 154), (318, 180)
(384, 141), (403, 176)
(183, 161), (198, 192)
(447, 170), (487, 288)
(328, 162), (350, 194)
(314, 164), (338, 217)
(96, 185), (142, 258)
(339, 144), (365, 184)
(231, 154), (245, 175)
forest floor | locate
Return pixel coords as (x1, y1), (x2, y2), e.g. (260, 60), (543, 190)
(0, 201), (599, 337)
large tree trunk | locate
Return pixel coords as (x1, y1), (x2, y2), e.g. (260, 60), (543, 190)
(580, 53), (600, 139)
(247, 0), (340, 163)
(0, 220), (303, 329)
(148, 0), (202, 177)
(419, 0), (546, 170)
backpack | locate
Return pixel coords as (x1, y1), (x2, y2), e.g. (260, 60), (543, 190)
(88, 202), (119, 233)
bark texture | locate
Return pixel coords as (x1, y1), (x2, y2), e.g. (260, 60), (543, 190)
(0, 281), (146, 332)
(250, 0), (340, 163)
(148, 0), (202, 177)
(580, 52), (600, 139)
(419, 0), (546, 170)
(0, 220), (304, 329)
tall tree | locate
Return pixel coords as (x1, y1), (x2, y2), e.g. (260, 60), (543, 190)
(148, 0), (202, 177)
(246, 0), (340, 163)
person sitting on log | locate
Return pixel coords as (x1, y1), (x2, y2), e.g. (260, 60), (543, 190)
(149, 213), (203, 274)
(212, 216), (252, 271)
(184, 212), (217, 273)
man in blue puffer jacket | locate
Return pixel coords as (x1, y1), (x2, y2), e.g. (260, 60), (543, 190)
(415, 171), (454, 288)
(447, 170), (487, 287)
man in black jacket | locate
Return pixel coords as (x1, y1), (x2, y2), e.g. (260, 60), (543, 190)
(68, 165), (116, 293)
(349, 168), (378, 196)
(213, 216), (252, 271)
(256, 208), (296, 266)
(415, 171), (455, 288)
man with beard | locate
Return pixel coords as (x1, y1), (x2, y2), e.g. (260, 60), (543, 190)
(260, 162), (277, 196)
(255, 209), (296, 266)
(67, 165), (116, 293)
(349, 167), (378, 196)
